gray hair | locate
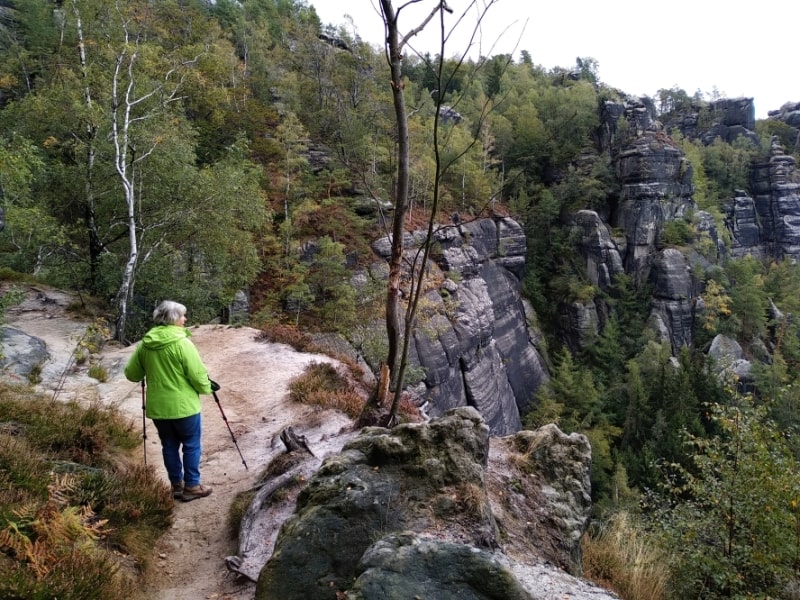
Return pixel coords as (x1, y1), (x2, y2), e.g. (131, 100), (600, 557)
(152, 300), (187, 325)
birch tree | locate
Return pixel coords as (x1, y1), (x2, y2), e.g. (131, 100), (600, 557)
(107, 6), (204, 340)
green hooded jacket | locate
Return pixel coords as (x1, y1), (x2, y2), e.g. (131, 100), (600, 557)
(124, 325), (212, 420)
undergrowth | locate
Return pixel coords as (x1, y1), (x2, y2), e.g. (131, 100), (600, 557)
(0, 381), (173, 599)
(581, 511), (669, 600)
(288, 361), (365, 418)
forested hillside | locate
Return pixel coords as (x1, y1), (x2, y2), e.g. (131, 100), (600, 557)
(2, 1), (800, 597)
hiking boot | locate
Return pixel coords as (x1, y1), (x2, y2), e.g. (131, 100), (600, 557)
(171, 483), (184, 499)
(181, 484), (212, 502)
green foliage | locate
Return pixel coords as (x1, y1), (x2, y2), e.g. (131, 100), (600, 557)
(649, 395), (800, 599)
(655, 86), (694, 114)
(528, 349), (622, 502)
(659, 219), (694, 247)
(502, 78), (600, 180)
(672, 133), (713, 211)
(725, 255), (768, 341)
(756, 118), (799, 156)
(87, 363), (108, 383)
(306, 237), (356, 331)
(606, 343), (716, 492)
(574, 57), (600, 83)
(700, 136), (759, 200)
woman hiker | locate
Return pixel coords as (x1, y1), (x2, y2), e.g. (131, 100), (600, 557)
(125, 300), (214, 502)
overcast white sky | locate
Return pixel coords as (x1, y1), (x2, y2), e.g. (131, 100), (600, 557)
(312, 0), (797, 119)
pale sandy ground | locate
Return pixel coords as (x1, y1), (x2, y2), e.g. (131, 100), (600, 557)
(6, 289), (353, 600)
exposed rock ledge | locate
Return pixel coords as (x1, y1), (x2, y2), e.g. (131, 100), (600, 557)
(251, 407), (618, 600)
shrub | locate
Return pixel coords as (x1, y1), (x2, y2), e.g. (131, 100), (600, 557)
(0, 268), (29, 282)
(288, 361), (365, 418)
(256, 323), (315, 352)
(0, 392), (138, 464)
(648, 396), (800, 599)
(0, 434), (50, 503)
(0, 475), (136, 599)
(87, 362), (108, 383)
(659, 219), (693, 246)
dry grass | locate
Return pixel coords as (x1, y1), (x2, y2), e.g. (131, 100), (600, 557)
(581, 511), (670, 600)
(288, 361), (366, 418)
(457, 482), (490, 521)
(256, 323), (316, 351)
(0, 381), (173, 598)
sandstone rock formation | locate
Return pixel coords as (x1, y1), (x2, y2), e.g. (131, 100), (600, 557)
(613, 125), (695, 275)
(661, 97), (758, 146)
(767, 100), (800, 143)
(370, 217), (549, 435)
(255, 407), (616, 600)
(748, 137), (800, 261)
(647, 248), (696, 352)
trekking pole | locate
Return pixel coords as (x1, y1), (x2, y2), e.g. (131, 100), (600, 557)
(141, 380), (147, 466)
(210, 381), (248, 470)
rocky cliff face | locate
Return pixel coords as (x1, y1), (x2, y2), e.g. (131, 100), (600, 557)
(767, 100), (800, 143)
(747, 137), (800, 260)
(570, 95), (800, 358)
(721, 137), (800, 261)
(571, 97), (800, 359)
(365, 98), (797, 432)
(612, 105), (695, 276)
(568, 98), (702, 353)
(661, 97), (759, 146)
(724, 191), (765, 259)
(255, 408), (616, 600)
(371, 217), (549, 436)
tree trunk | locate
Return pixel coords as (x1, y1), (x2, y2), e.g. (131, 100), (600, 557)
(73, 1), (103, 295)
(368, 1), (498, 425)
(224, 427), (324, 581)
(110, 43), (139, 342)
(379, 0), (411, 409)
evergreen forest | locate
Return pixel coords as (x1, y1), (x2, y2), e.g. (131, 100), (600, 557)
(2, 1), (800, 598)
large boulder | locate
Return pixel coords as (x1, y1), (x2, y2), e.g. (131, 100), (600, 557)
(256, 408), (496, 599)
(255, 408), (614, 600)
(707, 334), (754, 389)
(0, 327), (48, 382)
(558, 301), (601, 354)
(348, 533), (533, 600)
(489, 424), (593, 574)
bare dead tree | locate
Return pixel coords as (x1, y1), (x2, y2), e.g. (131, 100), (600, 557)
(363, 0), (513, 426)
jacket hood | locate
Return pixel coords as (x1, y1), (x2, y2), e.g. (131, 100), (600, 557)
(141, 325), (190, 350)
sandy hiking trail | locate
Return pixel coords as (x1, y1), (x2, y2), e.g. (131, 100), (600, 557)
(6, 289), (354, 600)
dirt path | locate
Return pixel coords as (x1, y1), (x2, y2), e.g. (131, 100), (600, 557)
(106, 327), (352, 600)
(6, 292), (352, 600)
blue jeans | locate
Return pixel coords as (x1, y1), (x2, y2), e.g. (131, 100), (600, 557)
(152, 413), (202, 487)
